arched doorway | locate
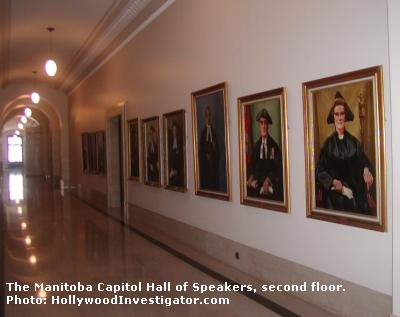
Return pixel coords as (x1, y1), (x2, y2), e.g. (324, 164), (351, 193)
(0, 102), (62, 183)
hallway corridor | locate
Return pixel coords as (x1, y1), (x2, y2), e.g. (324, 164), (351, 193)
(1, 171), (286, 316)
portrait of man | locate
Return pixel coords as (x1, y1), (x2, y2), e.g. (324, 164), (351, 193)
(246, 109), (283, 201)
(238, 88), (289, 212)
(315, 92), (375, 214)
(95, 131), (106, 174)
(163, 110), (186, 191)
(81, 133), (89, 173)
(128, 119), (140, 180)
(142, 117), (161, 186)
(192, 82), (230, 200)
(199, 105), (220, 190)
(147, 125), (159, 182)
(303, 66), (386, 231)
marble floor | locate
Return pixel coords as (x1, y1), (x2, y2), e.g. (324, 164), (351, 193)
(1, 170), (293, 316)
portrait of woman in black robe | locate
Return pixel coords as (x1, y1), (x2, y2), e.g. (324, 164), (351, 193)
(315, 92), (375, 215)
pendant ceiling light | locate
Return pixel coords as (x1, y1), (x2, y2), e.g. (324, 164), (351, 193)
(18, 123), (24, 130)
(24, 107), (32, 117)
(15, 130), (20, 136)
(45, 27), (57, 77)
(21, 116), (28, 124)
(30, 70), (40, 104)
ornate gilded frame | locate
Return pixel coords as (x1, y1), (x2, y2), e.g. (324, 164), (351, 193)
(163, 109), (187, 192)
(142, 116), (161, 187)
(191, 82), (231, 201)
(238, 87), (290, 212)
(303, 66), (386, 231)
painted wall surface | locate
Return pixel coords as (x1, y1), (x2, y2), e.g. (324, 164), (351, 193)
(69, 0), (392, 295)
(388, 0), (400, 313)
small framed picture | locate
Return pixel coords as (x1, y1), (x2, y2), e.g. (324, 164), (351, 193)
(95, 131), (106, 174)
(191, 82), (231, 201)
(128, 118), (140, 181)
(89, 133), (97, 173)
(81, 132), (90, 173)
(163, 110), (187, 192)
(142, 116), (161, 187)
(238, 88), (290, 212)
(303, 66), (386, 231)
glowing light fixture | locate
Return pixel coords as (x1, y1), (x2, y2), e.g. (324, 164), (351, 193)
(29, 255), (37, 264)
(17, 206), (22, 214)
(21, 222), (27, 230)
(15, 130), (20, 136)
(24, 108), (32, 117)
(18, 123), (23, 130)
(45, 27), (57, 77)
(21, 116), (27, 124)
(31, 92), (40, 104)
(38, 290), (47, 298)
(25, 236), (32, 246)
(30, 70), (40, 104)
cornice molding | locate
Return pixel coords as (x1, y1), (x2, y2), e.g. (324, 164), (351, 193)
(0, 0), (11, 88)
(59, 0), (155, 93)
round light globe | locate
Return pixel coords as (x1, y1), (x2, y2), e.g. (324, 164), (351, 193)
(18, 123), (23, 130)
(45, 59), (57, 77)
(31, 92), (40, 104)
(24, 108), (32, 117)
(21, 116), (27, 124)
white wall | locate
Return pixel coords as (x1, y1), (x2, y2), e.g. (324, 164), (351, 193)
(388, 0), (400, 313)
(69, 0), (392, 295)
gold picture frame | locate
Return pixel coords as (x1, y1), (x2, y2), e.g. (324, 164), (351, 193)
(303, 66), (386, 231)
(191, 82), (231, 201)
(238, 88), (290, 212)
(163, 109), (187, 192)
(128, 118), (140, 181)
(142, 116), (161, 187)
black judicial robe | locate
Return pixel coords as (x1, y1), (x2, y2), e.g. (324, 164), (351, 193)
(315, 130), (374, 214)
(147, 142), (159, 182)
(168, 132), (184, 187)
(247, 136), (283, 201)
(199, 125), (220, 190)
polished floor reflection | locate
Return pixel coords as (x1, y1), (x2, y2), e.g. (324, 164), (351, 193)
(2, 170), (282, 316)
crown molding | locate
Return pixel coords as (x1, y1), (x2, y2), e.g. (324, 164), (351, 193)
(0, 0), (11, 88)
(65, 0), (174, 95)
(59, 0), (163, 93)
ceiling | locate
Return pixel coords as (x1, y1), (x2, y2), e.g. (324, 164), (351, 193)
(0, 0), (169, 94)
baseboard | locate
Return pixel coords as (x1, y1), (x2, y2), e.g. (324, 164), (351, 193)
(126, 203), (391, 317)
(68, 185), (392, 317)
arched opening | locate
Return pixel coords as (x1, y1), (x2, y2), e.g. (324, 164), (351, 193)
(1, 107), (52, 177)
(0, 96), (63, 184)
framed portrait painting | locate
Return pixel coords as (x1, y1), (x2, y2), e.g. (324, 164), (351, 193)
(303, 66), (386, 231)
(142, 116), (161, 187)
(95, 131), (106, 174)
(81, 132), (90, 173)
(163, 110), (187, 192)
(89, 132), (97, 173)
(191, 82), (231, 200)
(128, 118), (140, 181)
(238, 88), (290, 212)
